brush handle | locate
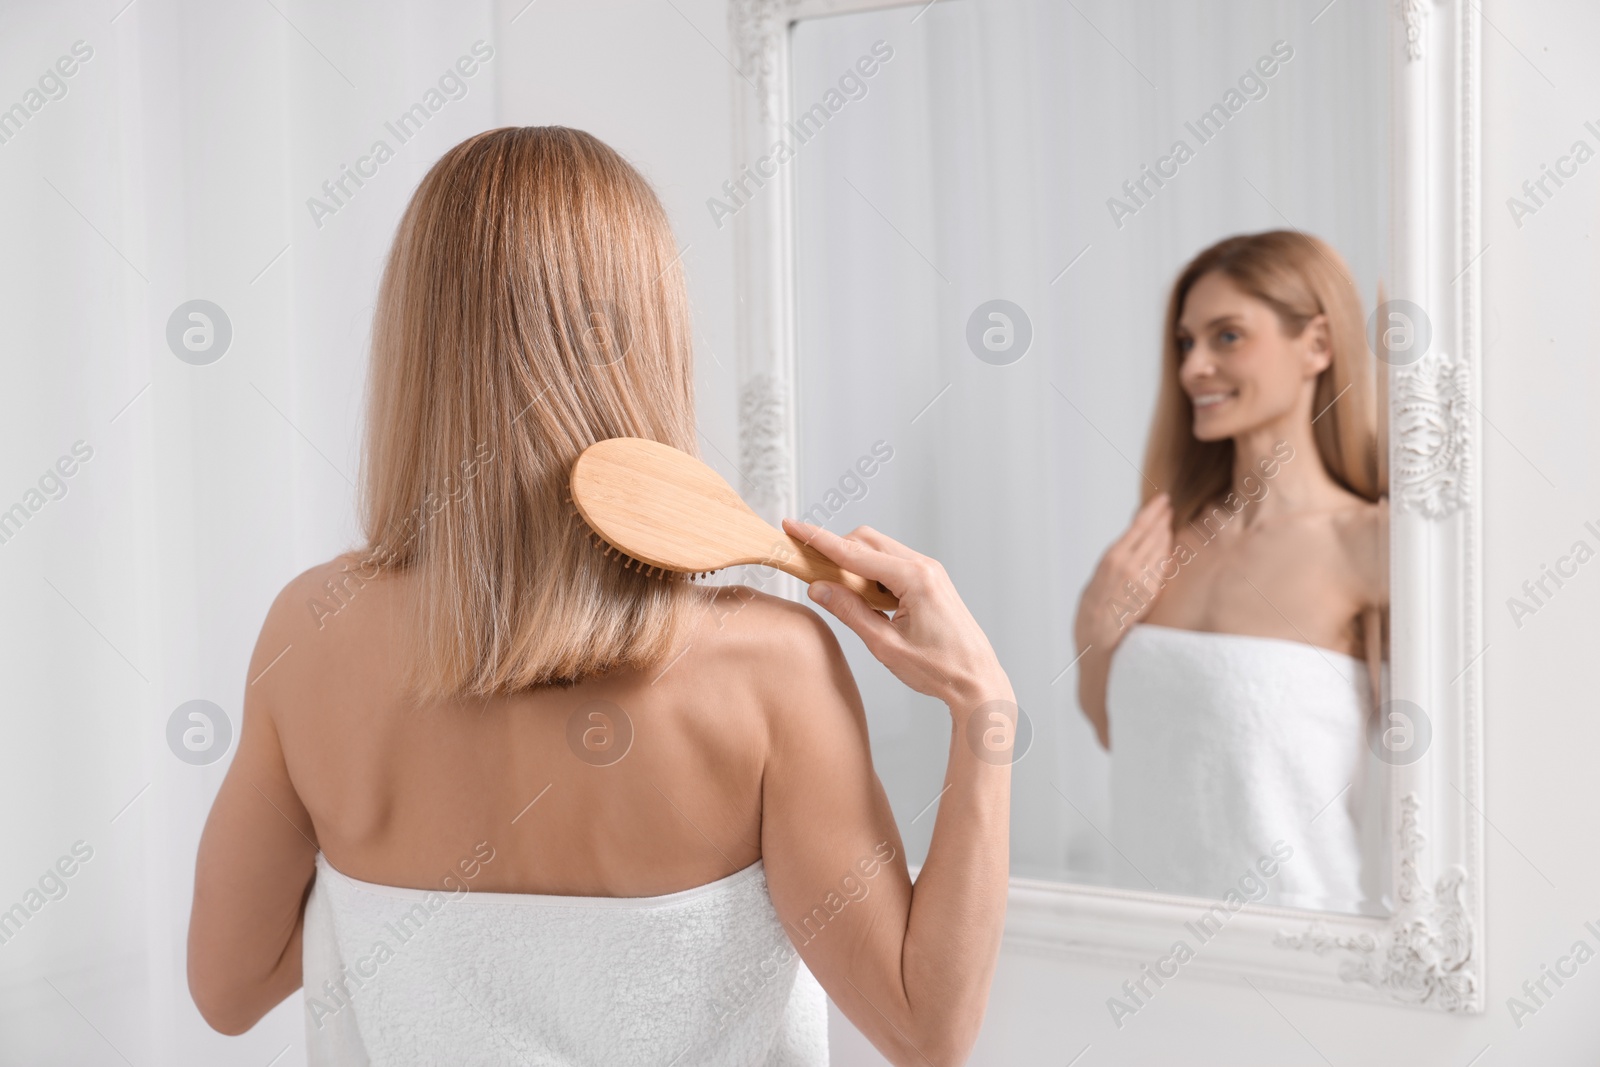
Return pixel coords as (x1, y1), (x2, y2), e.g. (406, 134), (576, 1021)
(775, 535), (900, 612)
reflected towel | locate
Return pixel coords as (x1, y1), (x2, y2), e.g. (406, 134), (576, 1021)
(1107, 624), (1371, 911)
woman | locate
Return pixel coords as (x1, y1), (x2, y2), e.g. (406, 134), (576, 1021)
(186, 127), (1014, 1066)
(1073, 231), (1384, 911)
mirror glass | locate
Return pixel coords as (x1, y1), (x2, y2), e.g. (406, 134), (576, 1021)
(791, 0), (1392, 916)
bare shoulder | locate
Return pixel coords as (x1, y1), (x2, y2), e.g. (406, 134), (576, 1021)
(1327, 497), (1383, 555)
(248, 552), (395, 698)
(259, 550), (375, 635)
(1260, 491), (1380, 553)
(1328, 498), (1386, 604)
(690, 583), (846, 671)
(687, 583), (863, 728)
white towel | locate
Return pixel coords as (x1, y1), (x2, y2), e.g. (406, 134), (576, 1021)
(302, 855), (828, 1066)
(1107, 623), (1372, 912)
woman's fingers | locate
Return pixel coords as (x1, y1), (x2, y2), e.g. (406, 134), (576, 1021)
(782, 518), (918, 591)
(1130, 492), (1171, 537)
(1132, 514), (1173, 564)
(1078, 494), (1177, 653)
(1142, 489), (1172, 514)
(838, 524), (920, 561)
(806, 580), (900, 653)
(1109, 494), (1165, 556)
(792, 522), (1007, 706)
(1124, 495), (1173, 564)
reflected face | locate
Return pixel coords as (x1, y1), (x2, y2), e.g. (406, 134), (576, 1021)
(1175, 271), (1326, 442)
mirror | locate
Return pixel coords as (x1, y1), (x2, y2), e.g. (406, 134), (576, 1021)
(736, 0), (1485, 1013)
(786, 0), (1393, 917)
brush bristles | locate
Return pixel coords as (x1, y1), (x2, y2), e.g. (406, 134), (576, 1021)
(567, 496), (714, 584)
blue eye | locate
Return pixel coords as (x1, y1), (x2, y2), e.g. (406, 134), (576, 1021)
(1218, 329), (1240, 345)
(1176, 336), (1193, 353)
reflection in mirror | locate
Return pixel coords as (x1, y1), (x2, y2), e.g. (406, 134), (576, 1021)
(791, 0), (1391, 916)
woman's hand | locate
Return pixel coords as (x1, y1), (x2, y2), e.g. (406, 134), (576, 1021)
(1073, 492), (1174, 655)
(1072, 493), (1173, 750)
(780, 519), (1011, 712)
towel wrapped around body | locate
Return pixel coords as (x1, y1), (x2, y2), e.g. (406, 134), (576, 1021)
(1107, 623), (1373, 913)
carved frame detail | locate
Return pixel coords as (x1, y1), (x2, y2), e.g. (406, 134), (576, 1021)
(1392, 350), (1472, 519)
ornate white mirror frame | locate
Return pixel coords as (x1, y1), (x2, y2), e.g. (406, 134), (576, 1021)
(727, 0), (1483, 1011)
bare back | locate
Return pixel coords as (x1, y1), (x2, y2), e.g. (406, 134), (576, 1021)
(275, 557), (831, 897)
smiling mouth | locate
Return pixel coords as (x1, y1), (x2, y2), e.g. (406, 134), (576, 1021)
(1190, 391), (1237, 410)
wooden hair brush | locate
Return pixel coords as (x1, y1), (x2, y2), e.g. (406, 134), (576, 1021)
(569, 437), (898, 612)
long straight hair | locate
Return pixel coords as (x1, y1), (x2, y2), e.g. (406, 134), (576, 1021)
(358, 126), (701, 699)
(1142, 230), (1379, 526)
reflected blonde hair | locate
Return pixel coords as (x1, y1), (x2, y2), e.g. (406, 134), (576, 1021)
(1141, 230), (1379, 526)
(358, 126), (700, 699)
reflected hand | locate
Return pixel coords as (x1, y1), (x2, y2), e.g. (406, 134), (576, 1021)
(1074, 493), (1174, 657)
(781, 519), (1011, 712)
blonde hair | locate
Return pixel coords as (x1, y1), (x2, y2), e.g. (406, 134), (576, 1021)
(357, 126), (701, 699)
(1142, 230), (1379, 526)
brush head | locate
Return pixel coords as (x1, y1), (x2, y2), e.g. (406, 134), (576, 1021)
(569, 437), (900, 611)
(569, 437), (785, 577)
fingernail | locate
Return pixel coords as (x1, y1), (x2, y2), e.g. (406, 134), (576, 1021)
(810, 583), (832, 605)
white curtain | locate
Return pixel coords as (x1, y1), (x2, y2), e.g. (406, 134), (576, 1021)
(0, 2), (492, 1063)
(790, 0), (1387, 886)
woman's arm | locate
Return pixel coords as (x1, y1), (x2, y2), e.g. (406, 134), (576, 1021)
(187, 585), (319, 1034)
(1072, 493), (1173, 748)
(1351, 498), (1389, 714)
(760, 521), (1014, 1066)
(1074, 648), (1114, 750)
